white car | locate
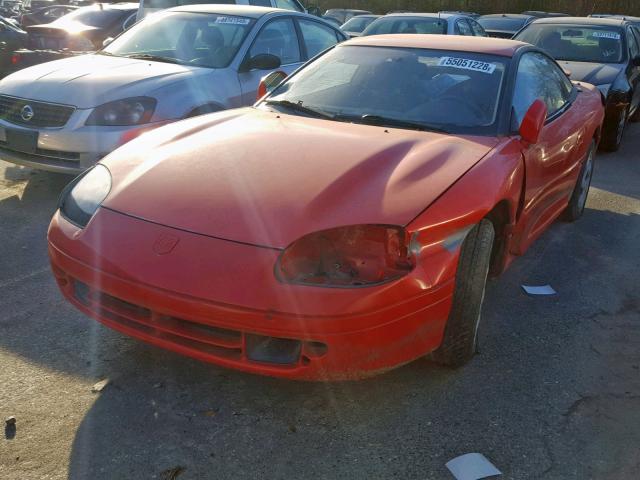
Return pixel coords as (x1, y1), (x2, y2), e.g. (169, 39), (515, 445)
(0, 5), (346, 174)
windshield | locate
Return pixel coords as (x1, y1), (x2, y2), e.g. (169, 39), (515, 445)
(363, 16), (447, 35)
(341, 16), (377, 33)
(262, 45), (508, 134)
(102, 12), (255, 68)
(57, 7), (127, 28)
(478, 17), (528, 32)
(516, 24), (626, 63)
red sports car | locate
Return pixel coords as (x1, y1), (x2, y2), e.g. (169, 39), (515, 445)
(48, 35), (604, 380)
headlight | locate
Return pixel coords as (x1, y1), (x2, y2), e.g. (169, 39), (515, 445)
(60, 164), (111, 228)
(276, 225), (414, 287)
(86, 97), (156, 126)
(596, 84), (611, 97)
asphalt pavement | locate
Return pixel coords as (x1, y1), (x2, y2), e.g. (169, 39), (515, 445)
(0, 125), (639, 479)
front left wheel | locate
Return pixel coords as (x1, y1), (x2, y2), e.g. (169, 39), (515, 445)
(563, 141), (595, 222)
(431, 219), (495, 368)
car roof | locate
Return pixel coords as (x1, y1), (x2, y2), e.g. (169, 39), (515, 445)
(479, 14), (534, 20)
(170, 4), (287, 18)
(591, 14), (640, 22)
(346, 34), (527, 57)
(532, 16), (627, 26)
(383, 12), (457, 19)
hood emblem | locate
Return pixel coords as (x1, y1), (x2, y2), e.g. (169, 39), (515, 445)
(20, 105), (34, 122)
(153, 232), (179, 255)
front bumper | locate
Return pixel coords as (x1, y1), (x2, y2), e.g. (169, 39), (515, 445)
(48, 208), (455, 380)
(0, 116), (167, 174)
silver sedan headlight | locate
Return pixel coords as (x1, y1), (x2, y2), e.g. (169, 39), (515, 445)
(86, 97), (156, 126)
(60, 164), (111, 228)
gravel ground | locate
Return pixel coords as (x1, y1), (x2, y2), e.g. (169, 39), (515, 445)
(0, 125), (639, 479)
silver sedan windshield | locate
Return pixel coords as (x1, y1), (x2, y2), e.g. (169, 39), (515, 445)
(103, 12), (256, 68)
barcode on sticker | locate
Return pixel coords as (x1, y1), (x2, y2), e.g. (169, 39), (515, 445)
(438, 57), (496, 74)
(592, 31), (621, 40)
(215, 16), (250, 25)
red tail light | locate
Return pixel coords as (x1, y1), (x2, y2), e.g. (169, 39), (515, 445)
(276, 225), (414, 287)
(10, 54), (20, 65)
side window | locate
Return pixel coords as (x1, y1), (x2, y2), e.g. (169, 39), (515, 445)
(627, 27), (639, 58)
(123, 13), (136, 31)
(249, 0), (271, 5)
(250, 18), (301, 65)
(298, 19), (339, 59)
(470, 20), (486, 37)
(455, 19), (472, 36)
(512, 52), (572, 127)
(274, 0), (304, 13)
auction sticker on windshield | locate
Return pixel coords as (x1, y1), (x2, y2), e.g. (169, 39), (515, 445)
(591, 31), (621, 39)
(438, 57), (496, 74)
(215, 16), (250, 25)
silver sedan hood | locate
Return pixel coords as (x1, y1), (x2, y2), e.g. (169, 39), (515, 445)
(0, 54), (209, 108)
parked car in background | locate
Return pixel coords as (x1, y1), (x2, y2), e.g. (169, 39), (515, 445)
(0, 5), (346, 173)
(0, 16), (27, 74)
(138, 0), (308, 21)
(323, 8), (370, 25)
(20, 0), (58, 13)
(590, 14), (640, 28)
(7, 3), (138, 75)
(340, 14), (379, 37)
(320, 15), (341, 28)
(522, 11), (569, 18)
(47, 35), (604, 380)
(18, 4), (78, 27)
(362, 13), (486, 37)
(478, 14), (534, 38)
(0, 0), (21, 18)
(515, 17), (640, 151)
(439, 10), (480, 19)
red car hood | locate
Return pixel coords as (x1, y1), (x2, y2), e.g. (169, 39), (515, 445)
(101, 108), (498, 249)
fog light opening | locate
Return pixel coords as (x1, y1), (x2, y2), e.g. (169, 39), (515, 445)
(303, 341), (328, 358)
(245, 334), (301, 365)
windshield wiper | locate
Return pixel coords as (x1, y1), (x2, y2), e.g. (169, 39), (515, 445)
(125, 53), (183, 65)
(264, 99), (334, 120)
(358, 114), (449, 133)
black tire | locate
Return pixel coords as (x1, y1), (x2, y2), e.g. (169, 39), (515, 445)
(600, 106), (628, 152)
(563, 141), (595, 222)
(431, 219), (495, 368)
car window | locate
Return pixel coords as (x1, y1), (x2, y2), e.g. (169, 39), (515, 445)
(512, 52), (572, 126)
(341, 16), (374, 33)
(249, 0), (271, 6)
(469, 19), (486, 36)
(298, 19), (339, 58)
(250, 18), (301, 65)
(515, 24), (626, 63)
(103, 12), (255, 69)
(122, 13), (136, 31)
(274, 0), (304, 13)
(267, 45), (508, 134)
(363, 17), (447, 36)
(627, 27), (639, 58)
(455, 19), (473, 36)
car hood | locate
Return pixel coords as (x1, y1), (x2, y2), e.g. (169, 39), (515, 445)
(101, 108), (499, 249)
(27, 22), (99, 35)
(557, 60), (623, 86)
(0, 54), (207, 108)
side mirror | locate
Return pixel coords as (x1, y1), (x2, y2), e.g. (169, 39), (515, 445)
(246, 53), (281, 71)
(257, 70), (287, 100)
(519, 99), (547, 145)
(102, 37), (114, 47)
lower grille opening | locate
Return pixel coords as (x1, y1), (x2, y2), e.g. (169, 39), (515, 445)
(246, 334), (301, 365)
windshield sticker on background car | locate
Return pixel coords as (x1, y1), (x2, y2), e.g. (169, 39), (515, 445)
(591, 31), (621, 40)
(215, 16), (250, 25)
(438, 57), (496, 74)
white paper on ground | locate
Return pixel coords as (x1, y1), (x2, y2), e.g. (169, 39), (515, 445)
(446, 453), (502, 480)
(521, 284), (557, 296)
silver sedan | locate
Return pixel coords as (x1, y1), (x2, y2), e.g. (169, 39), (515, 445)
(0, 5), (346, 174)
